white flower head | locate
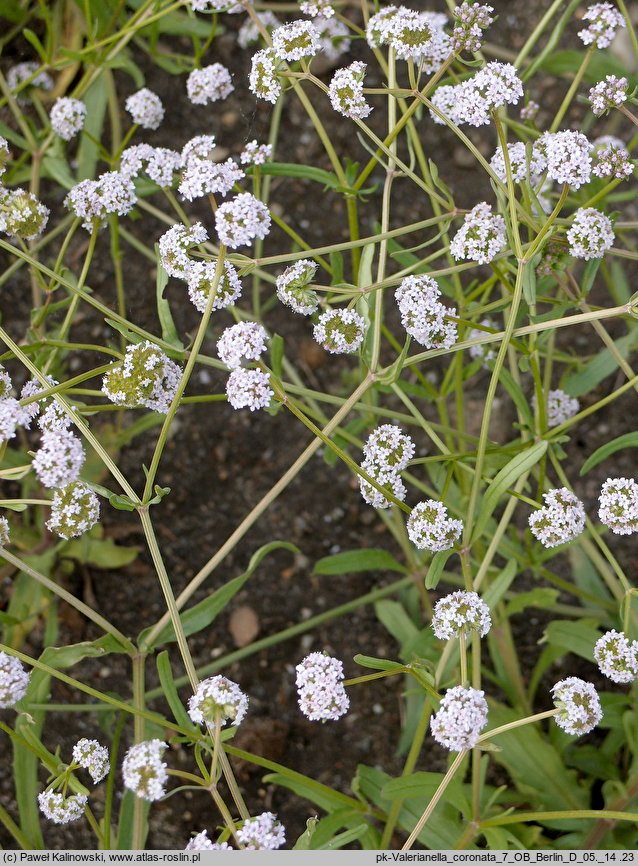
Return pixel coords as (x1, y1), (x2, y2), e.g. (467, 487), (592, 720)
(50, 97), (87, 141)
(237, 812), (286, 850)
(363, 424), (415, 474)
(368, 7), (450, 67)
(187, 64), (233, 104)
(594, 630), (638, 684)
(122, 740), (168, 801)
(313, 309), (366, 354)
(429, 84), (462, 125)
(528, 488), (586, 548)
(0, 189), (49, 240)
(589, 75), (628, 116)
(452, 2), (494, 53)
(551, 677), (603, 735)
(450, 202), (507, 264)
(125, 88), (164, 129)
(65, 171), (136, 232)
(489, 141), (546, 184)
(520, 100), (540, 122)
(454, 62), (523, 126)
(431, 685), (488, 751)
(47, 481), (100, 540)
(7, 62), (53, 101)
(567, 207), (614, 260)
(38, 791), (87, 825)
(295, 652), (349, 721)
(432, 590), (492, 640)
(300, 0), (334, 18)
(186, 831), (232, 850)
(33, 429), (85, 489)
(217, 322), (268, 370)
(239, 11), (280, 49)
(215, 193), (271, 248)
(272, 20), (321, 61)
(249, 48), (282, 104)
(186, 260), (242, 313)
(158, 221), (208, 280)
(533, 388), (579, 428)
(178, 157), (244, 201)
(0, 398), (24, 445)
(468, 319), (497, 366)
(328, 61), (372, 120)
(395, 274), (458, 348)
(188, 675), (249, 727)
(121, 144), (181, 188)
(358, 459), (407, 509)
(599, 477), (638, 535)
(226, 368), (273, 411)
(72, 738), (110, 783)
(240, 140), (272, 166)
(0, 651), (30, 707)
(276, 259), (319, 315)
(537, 131), (592, 189)
(592, 139), (633, 180)
(102, 342), (181, 414)
(407, 500), (463, 552)
(578, 2), (625, 49)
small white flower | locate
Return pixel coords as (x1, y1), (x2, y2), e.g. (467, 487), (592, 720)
(299, 0), (334, 18)
(187, 64), (233, 104)
(358, 459), (407, 509)
(429, 84), (461, 125)
(489, 141), (545, 184)
(328, 61), (372, 120)
(50, 97), (87, 141)
(363, 425), (415, 474)
(454, 62), (523, 126)
(599, 477), (638, 535)
(592, 138), (633, 180)
(594, 630), (638, 684)
(33, 429), (85, 489)
(528, 488), (586, 548)
(537, 131), (592, 189)
(38, 791), (87, 825)
(237, 812), (286, 850)
(407, 500), (463, 552)
(578, 2), (625, 49)
(276, 260), (319, 315)
(186, 831), (231, 850)
(178, 157), (244, 201)
(0, 398), (24, 445)
(295, 652), (349, 721)
(431, 590), (492, 640)
(65, 171), (136, 232)
(272, 20), (321, 61)
(0, 651), (30, 707)
(238, 11), (280, 49)
(217, 322), (268, 370)
(0, 189), (49, 240)
(450, 202), (507, 264)
(240, 140), (272, 166)
(567, 207), (614, 260)
(313, 309), (366, 354)
(249, 48), (282, 104)
(186, 260), (243, 312)
(125, 88), (164, 129)
(551, 677), (602, 735)
(395, 275), (458, 348)
(47, 481), (100, 540)
(431, 686), (488, 751)
(122, 740), (168, 801)
(316, 18), (351, 61)
(520, 100), (539, 122)
(72, 738), (110, 783)
(7, 62), (53, 100)
(120, 144), (181, 188)
(588, 75), (627, 116)
(188, 675), (249, 726)
(533, 389), (579, 428)
(452, 2), (494, 53)
(226, 368), (273, 411)
(215, 193), (271, 248)
(158, 221), (208, 280)
(468, 319), (497, 366)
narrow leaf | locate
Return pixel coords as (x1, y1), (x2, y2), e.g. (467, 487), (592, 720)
(314, 548), (407, 576)
(580, 432), (638, 475)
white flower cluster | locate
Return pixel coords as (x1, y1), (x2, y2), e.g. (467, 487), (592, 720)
(72, 738), (110, 783)
(125, 88), (164, 129)
(588, 75), (627, 116)
(215, 192), (271, 248)
(537, 130), (592, 189)
(450, 202), (507, 264)
(300, 0), (334, 18)
(120, 144), (181, 188)
(7, 62), (53, 100)
(431, 590), (492, 640)
(190, 0), (242, 10)
(102, 341), (181, 414)
(551, 677), (602, 735)
(0, 651), (30, 708)
(226, 368), (274, 411)
(218, 322), (268, 369)
(179, 155), (244, 202)
(592, 138), (633, 180)
(0, 366), (37, 444)
(566, 207), (614, 260)
(452, 2), (494, 53)
(528, 488), (586, 548)
(395, 275), (458, 348)
(367, 7), (451, 69)
(315, 18), (351, 62)
(65, 171), (137, 231)
(38, 792), (87, 825)
(122, 740), (168, 801)
(489, 142), (545, 184)
(439, 62), (523, 127)
(0, 187), (49, 240)
(295, 652), (349, 722)
(272, 20), (321, 61)
(407, 500), (463, 552)
(430, 686), (488, 751)
(276, 259), (319, 315)
(249, 49), (282, 104)
(237, 812), (286, 850)
(33, 428), (85, 490)
(535, 389), (579, 428)
(240, 140), (272, 166)
(186, 831), (231, 851)
(158, 221), (208, 279)
(598, 477), (638, 535)
(578, 2), (625, 49)
(359, 424), (414, 509)
(47, 481), (100, 540)
(328, 61), (372, 120)
(187, 261), (242, 313)
(594, 630), (638, 684)
(188, 675), (249, 726)
(313, 309), (366, 354)
(187, 64), (233, 104)
(520, 100), (539, 122)
(468, 319), (497, 366)
(50, 97), (87, 140)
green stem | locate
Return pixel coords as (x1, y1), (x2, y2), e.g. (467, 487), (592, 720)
(402, 750), (468, 850)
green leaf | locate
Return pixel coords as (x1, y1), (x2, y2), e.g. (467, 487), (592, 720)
(472, 440), (547, 542)
(62, 536), (139, 569)
(581, 257), (602, 296)
(23, 29), (48, 63)
(108, 492), (137, 511)
(264, 772), (355, 813)
(41, 153), (77, 191)
(105, 51), (145, 88)
(155, 250), (184, 350)
(156, 651), (198, 732)
(580, 432), (638, 476)
(313, 548), (407, 575)
(77, 75), (108, 180)
(542, 619), (600, 661)
(319, 823), (369, 849)
(382, 771), (470, 814)
(139, 541), (298, 648)
(354, 654), (404, 672)
(424, 549), (452, 590)
(563, 330), (638, 397)
(374, 599), (419, 650)
(505, 588), (559, 616)
(293, 817), (318, 849)
(539, 49), (636, 88)
(259, 162), (341, 190)
(270, 334), (284, 379)
(522, 256), (540, 305)
(482, 559), (518, 609)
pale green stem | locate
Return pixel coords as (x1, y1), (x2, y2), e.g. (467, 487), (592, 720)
(550, 48), (593, 133)
(477, 709), (557, 743)
(131, 652), (146, 849)
(402, 750), (468, 850)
